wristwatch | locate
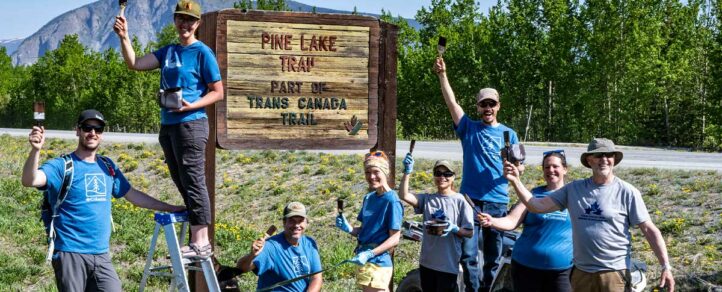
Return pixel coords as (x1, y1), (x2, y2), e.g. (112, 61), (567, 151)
(661, 263), (672, 271)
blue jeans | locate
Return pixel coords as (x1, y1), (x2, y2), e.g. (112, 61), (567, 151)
(460, 226), (480, 292)
(461, 200), (507, 292)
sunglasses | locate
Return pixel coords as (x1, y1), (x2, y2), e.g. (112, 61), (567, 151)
(79, 124), (104, 133)
(592, 152), (615, 159)
(477, 100), (498, 108)
(433, 170), (455, 177)
(365, 151), (388, 160)
(543, 149), (566, 158)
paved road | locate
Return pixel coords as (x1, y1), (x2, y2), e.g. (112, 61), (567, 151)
(3, 128), (721, 172)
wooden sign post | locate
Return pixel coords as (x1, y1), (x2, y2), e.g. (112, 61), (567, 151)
(198, 9), (398, 291)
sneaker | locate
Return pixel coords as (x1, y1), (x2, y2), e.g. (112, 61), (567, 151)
(182, 243), (212, 259)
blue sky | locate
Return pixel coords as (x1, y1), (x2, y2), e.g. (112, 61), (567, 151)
(0, 1), (496, 40)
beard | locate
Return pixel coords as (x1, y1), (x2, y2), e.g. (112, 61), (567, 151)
(78, 139), (99, 151)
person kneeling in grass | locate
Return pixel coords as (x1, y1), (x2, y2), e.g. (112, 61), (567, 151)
(237, 202), (323, 292)
(399, 154), (474, 292)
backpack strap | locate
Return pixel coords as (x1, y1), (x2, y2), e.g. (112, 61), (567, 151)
(96, 155), (117, 233)
(46, 153), (73, 262)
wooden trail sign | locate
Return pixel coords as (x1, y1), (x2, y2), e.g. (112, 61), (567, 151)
(202, 9), (393, 150)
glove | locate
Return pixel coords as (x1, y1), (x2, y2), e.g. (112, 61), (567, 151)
(350, 250), (375, 266)
(403, 153), (414, 174)
(442, 223), (459, 237)
(335, 214), (353, 234)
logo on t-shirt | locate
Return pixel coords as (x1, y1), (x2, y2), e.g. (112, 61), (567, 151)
(292, 256), (310, 275)
(85, 173), (107, 202)
(579, 201), (606, 222)
(478, 132), (502, 160)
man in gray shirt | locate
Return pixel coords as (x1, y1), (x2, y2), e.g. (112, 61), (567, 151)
(503, 138), (674, 292)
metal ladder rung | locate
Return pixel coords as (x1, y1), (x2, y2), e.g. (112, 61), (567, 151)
(139, 212), (220, 292)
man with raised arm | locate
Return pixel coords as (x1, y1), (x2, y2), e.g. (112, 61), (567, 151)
(22, 109), (185, 292)
(434, 57), (523, 291)
(504, 138), (675, 292)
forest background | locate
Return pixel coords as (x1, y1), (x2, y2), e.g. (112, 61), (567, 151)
(0, 0), (721, 150)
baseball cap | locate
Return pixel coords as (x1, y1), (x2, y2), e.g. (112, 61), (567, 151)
(433, 160), (456, 173)
(476, 88), (499, 102)
(77, 109), (106, 126)
(283, 202), (307, 219)
(175, 0), (202, 19)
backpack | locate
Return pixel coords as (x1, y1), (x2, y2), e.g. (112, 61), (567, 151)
(40, 153), (116, 262)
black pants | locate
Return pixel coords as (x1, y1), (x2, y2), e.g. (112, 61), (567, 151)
(159, 118), (211, 226)
(420, 265), (458, 292)
(511, 260), (571, 292)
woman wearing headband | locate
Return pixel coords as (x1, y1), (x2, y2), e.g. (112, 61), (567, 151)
(479, 150), (573, 292)
(335, 151), (403, 292)
(113, 0), (223, 257)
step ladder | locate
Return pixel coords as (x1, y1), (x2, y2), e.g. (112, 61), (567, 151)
(139, 211), (220, 292)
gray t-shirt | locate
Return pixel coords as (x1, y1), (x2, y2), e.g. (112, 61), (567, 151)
(415, 192), (474, 274)
(549, 177), (650, 272)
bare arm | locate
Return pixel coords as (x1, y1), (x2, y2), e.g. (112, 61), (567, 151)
(639, 220), (675, 292)
(173, 80), (225, 113)
(480, 203), (526, 231)
(504, 161), (560, 213)
(307, 273), (323, 292)
(123, 188), (185, 212)
(434, 58), (464, 126)
(398, 173), (418, 208)
(21, 126), (48, 188)
(113, 16), (159, 71)
(456, 228), (473, 238)
(237, 237), (266, 273)
(370, 230), (401, 256)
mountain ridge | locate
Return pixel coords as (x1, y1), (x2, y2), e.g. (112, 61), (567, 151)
(9, 0), (420, 66)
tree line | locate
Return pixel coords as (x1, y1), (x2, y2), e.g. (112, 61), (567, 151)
(0, 0), (720, 150)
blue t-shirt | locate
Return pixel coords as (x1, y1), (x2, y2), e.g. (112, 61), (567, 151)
(39, 153), (131, 254)
(253, 233), (322, 292)
(454, 115), (519, 203)
(512, 186), (573, 270)
(356, 190), (403, 267)
(152, 41), (222, 125)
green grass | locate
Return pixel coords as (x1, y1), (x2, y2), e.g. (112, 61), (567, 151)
(0, 134), (720, 291)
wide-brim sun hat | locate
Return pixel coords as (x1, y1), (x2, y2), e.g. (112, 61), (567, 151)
(580, 138), (624, 168)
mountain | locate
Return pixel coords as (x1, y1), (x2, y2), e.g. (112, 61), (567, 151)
(0, 39), (23, 55)
(10, 0), (420, 66)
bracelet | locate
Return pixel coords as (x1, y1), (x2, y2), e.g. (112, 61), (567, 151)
(661, 263), (672, 271)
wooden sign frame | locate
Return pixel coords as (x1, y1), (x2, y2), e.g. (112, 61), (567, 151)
(203, 9), (384, 150)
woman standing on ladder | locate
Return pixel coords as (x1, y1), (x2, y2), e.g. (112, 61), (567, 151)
(113, 0), (223, 258)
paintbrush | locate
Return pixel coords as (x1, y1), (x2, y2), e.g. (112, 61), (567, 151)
(437, 36), (446, 57)
(264, 225), (277, 239)
(33, 101), (45, 127)
(337, 199), (344, 214)
(118, 0), (127, 18)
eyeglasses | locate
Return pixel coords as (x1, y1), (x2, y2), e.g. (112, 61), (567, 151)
(592, 152), (615, 159)
(433, 170), (455, 177)
(477, 100), (498, 108)
(79, 124), (104, 134)
(543, 149), (566, 158)
(365, 151), (388, 160)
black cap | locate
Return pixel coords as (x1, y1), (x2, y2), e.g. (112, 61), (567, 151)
(77, 109), (106, 126)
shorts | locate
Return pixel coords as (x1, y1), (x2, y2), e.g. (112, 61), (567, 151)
(570, 266), (630, 292)
(356, 262), (393, 289)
